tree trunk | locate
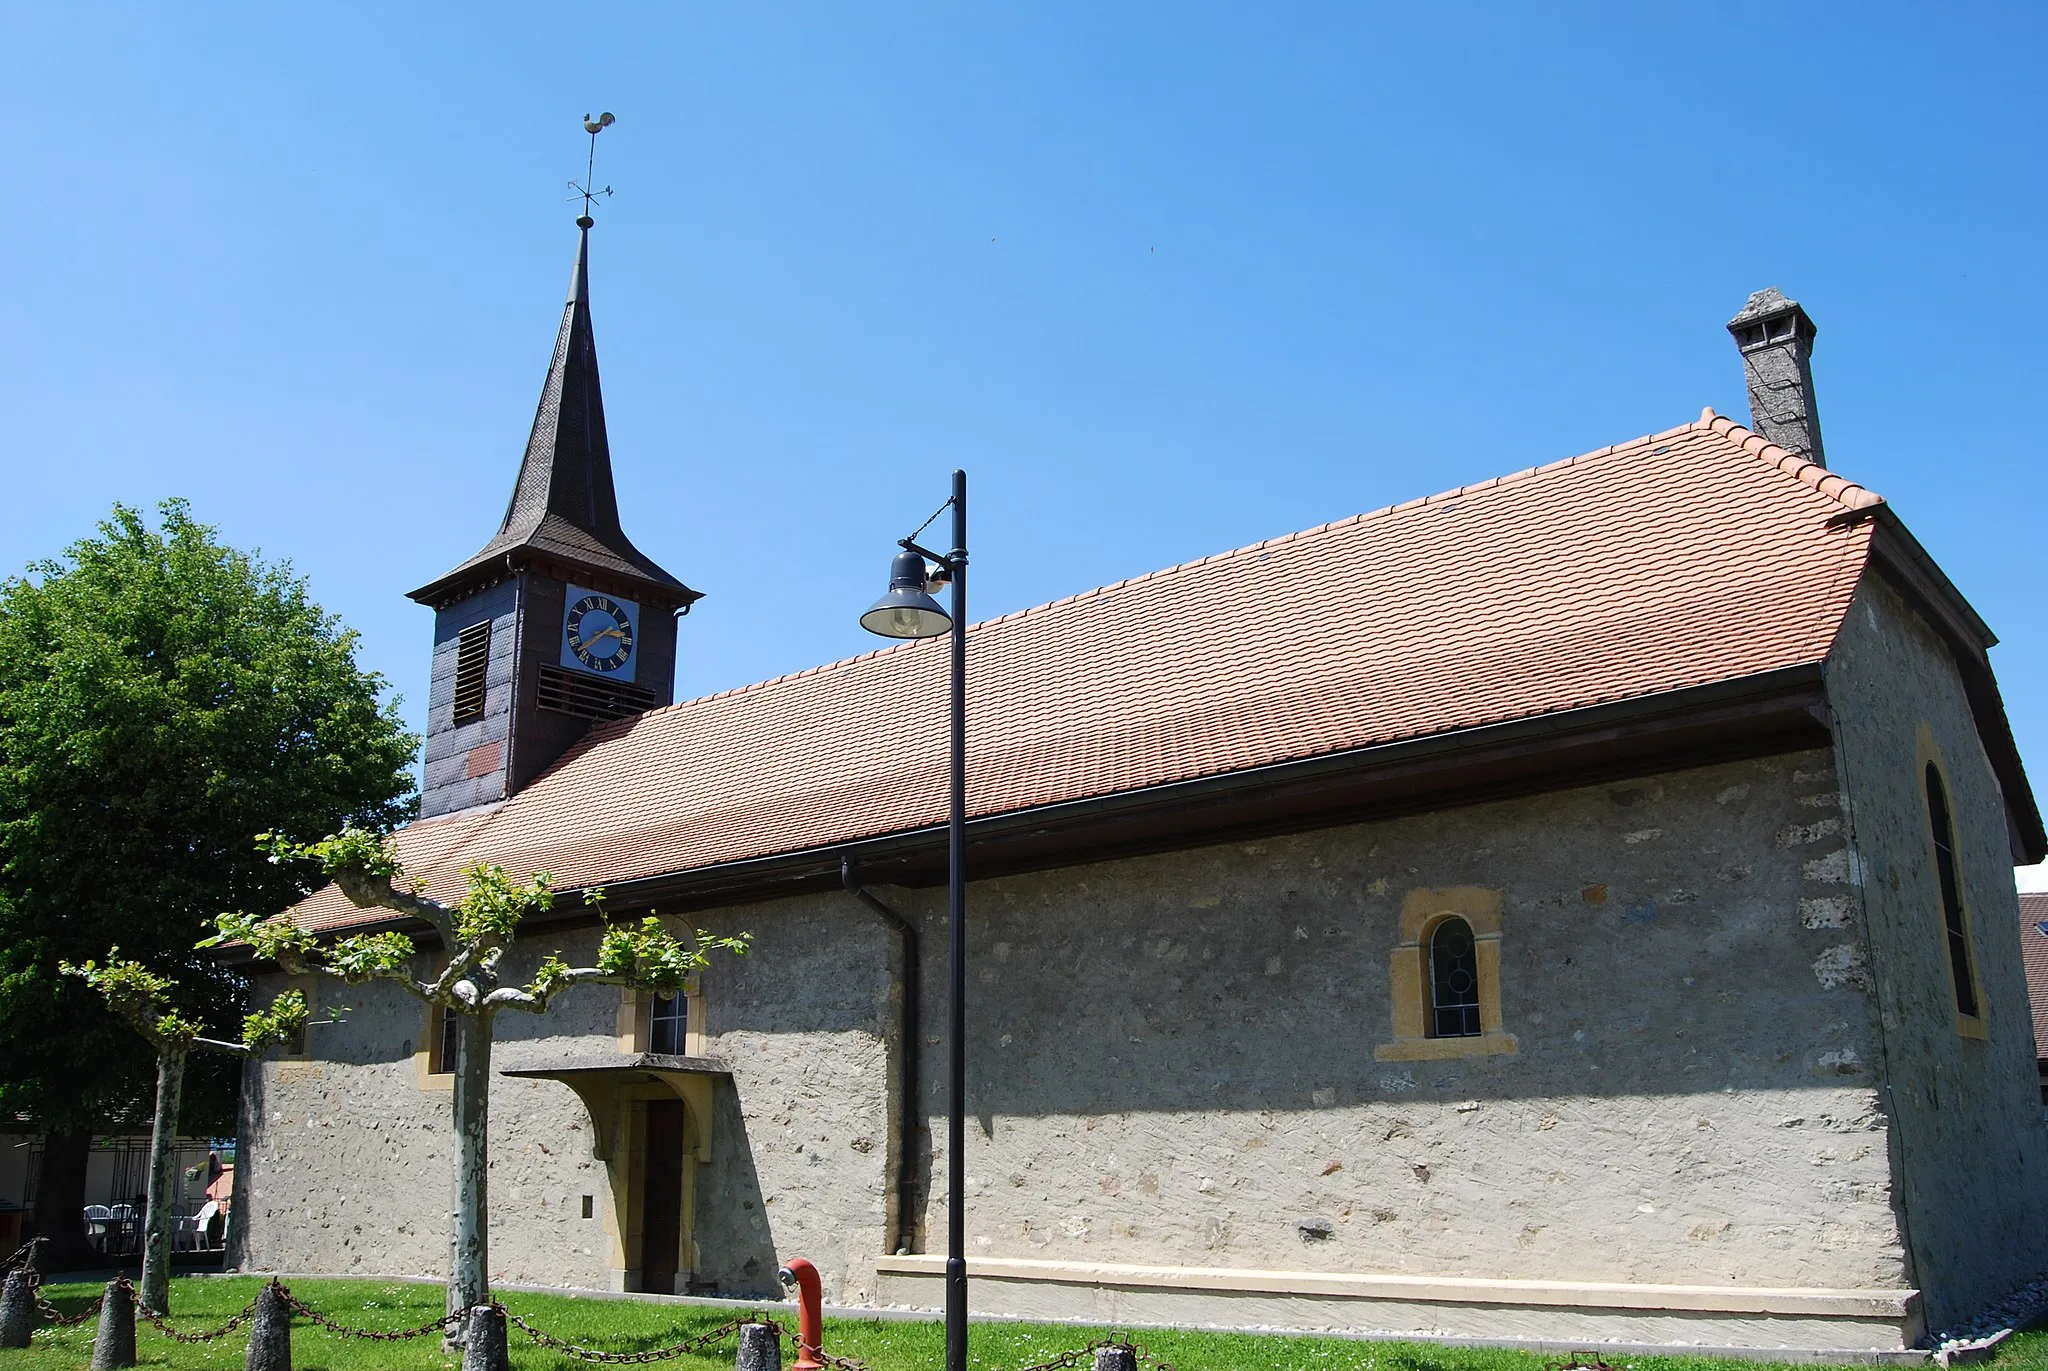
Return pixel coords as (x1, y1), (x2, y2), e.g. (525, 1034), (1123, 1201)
(448, 1009), (493, 1320)
(138, 1049), (186, 1314)
(28, 1127), (96, 1270)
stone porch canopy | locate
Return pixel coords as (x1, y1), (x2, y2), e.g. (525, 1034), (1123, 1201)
(285, 409), (2044, 934)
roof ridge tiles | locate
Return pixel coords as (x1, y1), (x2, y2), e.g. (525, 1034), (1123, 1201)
(1695, 408), (1885, 511)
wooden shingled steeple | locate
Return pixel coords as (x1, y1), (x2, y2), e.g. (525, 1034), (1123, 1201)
(409, 223), (697, 612)
(411, 218), (698, 819)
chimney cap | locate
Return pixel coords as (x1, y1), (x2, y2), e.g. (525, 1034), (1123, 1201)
(1728, 285), (1816, 336)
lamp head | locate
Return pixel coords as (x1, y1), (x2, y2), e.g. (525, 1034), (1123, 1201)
(860, 549), (953, 639)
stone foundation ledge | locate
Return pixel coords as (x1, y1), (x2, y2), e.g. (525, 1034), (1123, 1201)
(874, 1256), (1924, 1361)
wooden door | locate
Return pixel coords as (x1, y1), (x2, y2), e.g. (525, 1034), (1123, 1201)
(639, 1099), (687, 1294)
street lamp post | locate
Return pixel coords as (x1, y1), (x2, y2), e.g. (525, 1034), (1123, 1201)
(858, 468), (969, 1371)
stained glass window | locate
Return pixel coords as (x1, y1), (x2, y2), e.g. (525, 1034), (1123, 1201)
(1429, 917), (1483, 1038)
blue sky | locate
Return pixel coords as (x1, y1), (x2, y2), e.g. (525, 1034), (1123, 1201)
(2, 5), (2042, 871)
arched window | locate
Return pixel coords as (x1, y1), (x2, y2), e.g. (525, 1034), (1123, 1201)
(1925, 764), (1979, 1019)
(1428, 917), (1483, 1038)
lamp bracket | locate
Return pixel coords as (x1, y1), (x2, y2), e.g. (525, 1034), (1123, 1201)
(898, 538), (961, 572)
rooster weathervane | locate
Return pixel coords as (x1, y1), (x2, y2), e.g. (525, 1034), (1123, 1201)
(571, 111), (616, 227)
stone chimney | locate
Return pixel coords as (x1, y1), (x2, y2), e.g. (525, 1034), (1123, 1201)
(1727, 287), (1825, 468)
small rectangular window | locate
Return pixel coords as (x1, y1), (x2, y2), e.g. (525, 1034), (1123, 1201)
(429, 1005), (459, 1075)
(452, 621), (492, 726)
(649, 992), (687, 1056)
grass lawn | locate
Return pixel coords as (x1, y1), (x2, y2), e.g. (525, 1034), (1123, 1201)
(5, 1277), (2045, 1371)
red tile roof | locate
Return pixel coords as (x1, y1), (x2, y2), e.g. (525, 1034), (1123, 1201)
(2022, 892), (2048, 1061)
(290, 410), (1885, 932)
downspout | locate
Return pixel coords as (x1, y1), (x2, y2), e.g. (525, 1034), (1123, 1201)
(841, 858), (920, 1256)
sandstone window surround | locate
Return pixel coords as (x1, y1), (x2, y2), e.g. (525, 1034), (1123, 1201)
(1919, 733), (1988, 1041)
(618, 978), (705, 1057)
(414, 1003), (459, 1092)
(1374, 886), (1517, 1061)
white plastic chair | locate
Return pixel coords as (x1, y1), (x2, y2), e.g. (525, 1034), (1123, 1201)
(192, 1200), (220, 1251)
(106, 1203), (137, 1254)
(83, 1205), (112, 1252)
(172, 1210), (202, 1252)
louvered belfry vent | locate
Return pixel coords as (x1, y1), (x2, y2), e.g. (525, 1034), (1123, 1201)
(537, 663), (658, 722)
(451, 622), (493, 725)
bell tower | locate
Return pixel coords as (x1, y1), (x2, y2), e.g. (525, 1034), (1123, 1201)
(410, 204), (699, 818)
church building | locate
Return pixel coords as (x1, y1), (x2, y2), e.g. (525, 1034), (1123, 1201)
(228, 217), (2048, 1355)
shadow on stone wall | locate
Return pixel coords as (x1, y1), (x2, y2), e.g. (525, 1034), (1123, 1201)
(688, 1078), (779, 1299)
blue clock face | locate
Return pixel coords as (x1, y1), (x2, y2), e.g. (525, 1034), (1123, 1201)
(563, 589), (637, 677)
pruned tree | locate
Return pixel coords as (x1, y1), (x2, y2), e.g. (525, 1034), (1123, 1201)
(208, 827), (749, 1317)
(61, 954), (306, 1315)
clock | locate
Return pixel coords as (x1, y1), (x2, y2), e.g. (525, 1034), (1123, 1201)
(561, 585), (639, 681)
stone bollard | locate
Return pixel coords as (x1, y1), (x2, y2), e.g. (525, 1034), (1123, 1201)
(0, 1271), (35, 1349)
(460, 1304), (510, 1371)
(1093, 1345), (1138, 1371)
(244, 1281), (292, 1371)
(90, 1280), (136, 1370)
(735, 1321), (783, 1371)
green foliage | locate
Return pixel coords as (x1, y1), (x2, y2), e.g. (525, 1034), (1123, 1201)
(260, 824), (404, 880)
(231, 839), (745, 1036)
(0, 500), (417, 1131)
(240, 988), (308, 1053)
(454, 863), (554, 944)
(593, 917), (750, 994)
(527, 953), (574, 1000)
(58, 953), (201, 1051)
(325, 930), (419, 982)
(200, 909), (321, 967)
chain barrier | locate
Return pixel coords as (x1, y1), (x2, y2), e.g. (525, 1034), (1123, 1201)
(26, 1271), (105, 1327)
(136, 1284), (263, 1344)
(504, 1308), (775, 1364)
(0, 1235), (39, 1276)
(275, 1281), (470, 1342)
(21, 1266), (1165, 1371)
(1013, 1332), (1178, 1371)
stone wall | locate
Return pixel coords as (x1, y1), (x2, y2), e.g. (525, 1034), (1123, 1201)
(234, 909), (897, 1303)
(233, 933), (629, 1289)
(1821, 570), (2048, 1330)
(237, 747), (1918, 1317)
(905, 749), (1904, 1294)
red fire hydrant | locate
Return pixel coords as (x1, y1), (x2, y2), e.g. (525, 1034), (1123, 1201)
(776, 1258), (825, 1371)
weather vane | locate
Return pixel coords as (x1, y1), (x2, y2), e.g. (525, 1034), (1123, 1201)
(570, 111), (616, 227)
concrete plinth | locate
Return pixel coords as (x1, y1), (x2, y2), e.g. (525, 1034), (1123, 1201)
(0, 1271), (34, 1348)
(460, 1305), (508, 1371)
(244, 1282), (291, 1371)
(735, 1321), (782, 1370)
(90, 1280), (135, 1370)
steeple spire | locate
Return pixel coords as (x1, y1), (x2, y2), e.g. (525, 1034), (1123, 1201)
(412, 115), (694, 821)
(408, 219), (697, 610)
